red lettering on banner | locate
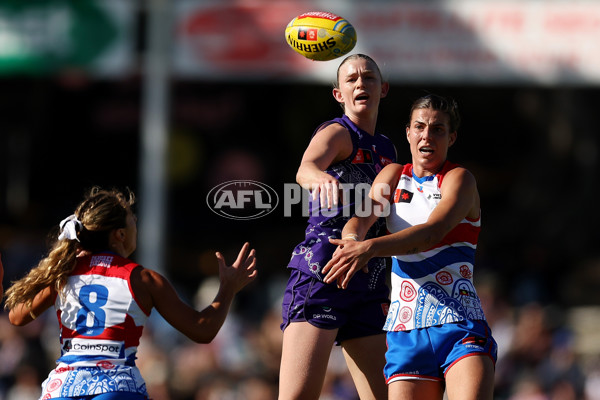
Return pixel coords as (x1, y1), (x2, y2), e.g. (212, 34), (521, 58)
(544, 12), (600, 33)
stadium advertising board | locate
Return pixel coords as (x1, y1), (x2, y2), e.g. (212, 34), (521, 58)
(174, 0), (600, 85)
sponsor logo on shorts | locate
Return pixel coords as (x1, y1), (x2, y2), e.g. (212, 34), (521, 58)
(97, 360), (116, 369)
(462, 336), (487, 349)
(313, 306), (337, 320)
(313, 313), (337, 320)
(401, 370), (420, 375)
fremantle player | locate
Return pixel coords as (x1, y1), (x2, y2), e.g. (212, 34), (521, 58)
(279, 54), (397, 400)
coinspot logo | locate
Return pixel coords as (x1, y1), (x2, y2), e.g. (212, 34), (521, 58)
(206, 180), (279, 220)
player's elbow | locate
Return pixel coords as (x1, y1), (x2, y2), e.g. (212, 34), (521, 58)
(424, 225), (450, 248)
(185, 322), (221, 344)
(8, 310), (28, 326)
(295, 163), (316, 188)
(295, 170), (307, 187)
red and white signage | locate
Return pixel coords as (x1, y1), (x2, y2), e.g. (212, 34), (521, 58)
(173, 0), (600, 85)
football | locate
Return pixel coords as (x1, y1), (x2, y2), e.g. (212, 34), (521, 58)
(284, 11), (357, 61)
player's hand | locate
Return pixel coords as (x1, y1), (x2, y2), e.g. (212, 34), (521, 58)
(215, 242), (257, 294)
(322, 238), (371, 289)
(310, 175), (343, 210)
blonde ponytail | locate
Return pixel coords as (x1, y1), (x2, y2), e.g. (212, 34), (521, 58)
(4, 186), (135, 312)
(4, 238), (80, 311)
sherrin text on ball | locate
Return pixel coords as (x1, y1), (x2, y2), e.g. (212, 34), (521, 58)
(285, 11), (357, 61)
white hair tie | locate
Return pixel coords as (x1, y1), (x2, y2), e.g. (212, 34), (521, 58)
(58, 215), (83, 242)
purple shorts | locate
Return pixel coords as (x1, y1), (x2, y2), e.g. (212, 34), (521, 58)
(384, 319), (497, 383)
(281, 268), (390, 344)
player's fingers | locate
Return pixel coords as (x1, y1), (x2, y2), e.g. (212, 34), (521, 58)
(341, 274), (351, 289)
(324, 262), (344, 283)
(234, 242), (251, 265)
(311, 183), (319, 202)
(322, 258), (335, 275)
(215, 252), (226, 268)
(332, 183), (339, 207)
(245, 249), (257, 270)
(320, 183), (328, 209)
(341, 264), (361, 289)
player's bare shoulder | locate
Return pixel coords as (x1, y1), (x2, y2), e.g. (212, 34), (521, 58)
(444, 166), (477, 191)
(375, 162), (404, 185)
(311, 121), (353, 161)
(370, 163), (404, 200)
(315, 121), (350, 141)
(443, 166), (480, 218)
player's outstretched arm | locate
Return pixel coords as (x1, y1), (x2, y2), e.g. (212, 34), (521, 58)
(322, 163), (402, 288)
(8, 286), (56, 326)
(296, 124), (353, 209)
(143, 242), (257, 343)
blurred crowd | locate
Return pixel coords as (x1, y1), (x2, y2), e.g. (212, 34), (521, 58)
(1, 265), (600, 400)
(2, 212), (600, 400)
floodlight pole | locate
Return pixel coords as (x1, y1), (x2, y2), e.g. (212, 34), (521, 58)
(138, 0), (171, 274)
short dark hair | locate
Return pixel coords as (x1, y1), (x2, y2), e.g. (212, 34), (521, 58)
(407, 94), (461, 132)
